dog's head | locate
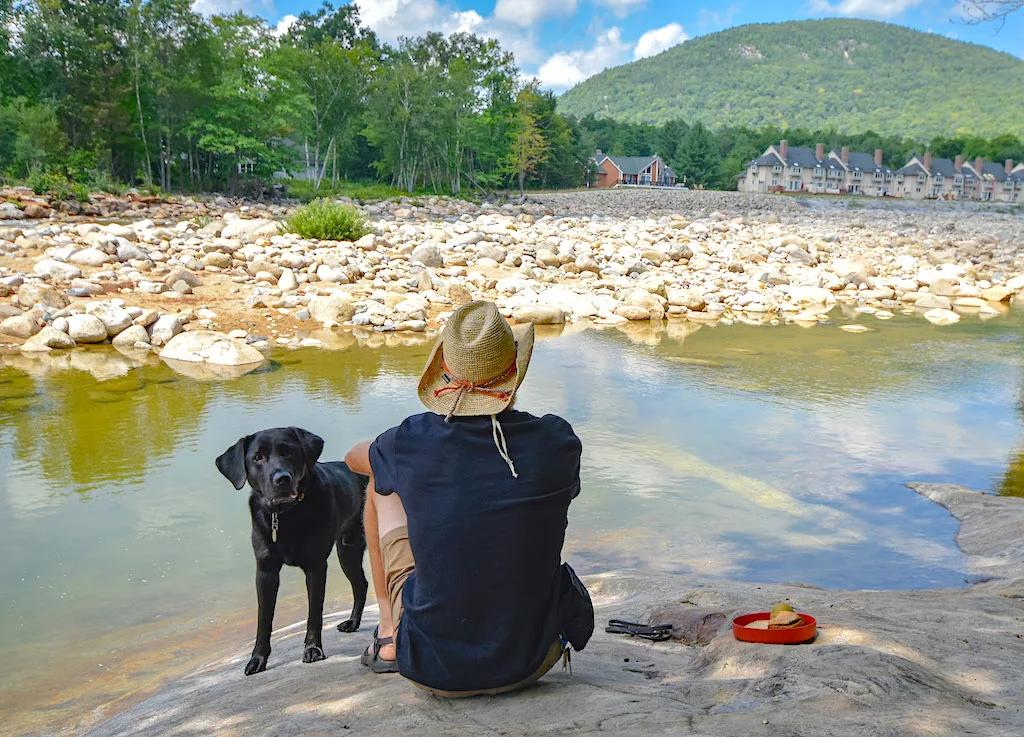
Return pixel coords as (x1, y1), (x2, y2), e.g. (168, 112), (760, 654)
(215, 427), (324, 509)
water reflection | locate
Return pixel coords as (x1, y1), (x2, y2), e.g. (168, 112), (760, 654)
(0, 310), (1022, 734)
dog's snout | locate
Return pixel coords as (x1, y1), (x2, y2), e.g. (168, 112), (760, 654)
(272, 470), (293, 487)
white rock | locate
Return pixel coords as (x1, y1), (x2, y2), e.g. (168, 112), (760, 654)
(148, 315), (184, 346)
(924, 309), (961, 325)
(308, 295), (356, 324)
(34, 259), (82, 281)
(68, 248), (113, 267)
(161, 331), (267, 366)
(22, 325), (75, 351)
(66, 314), (108, 343)
(511, 304), (565, 324)
(85, 302), (134, 337)
(111, 324), (151, 347)
(278, 268), (299, 291)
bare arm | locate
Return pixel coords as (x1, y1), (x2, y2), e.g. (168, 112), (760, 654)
(345, 440), (373, 476)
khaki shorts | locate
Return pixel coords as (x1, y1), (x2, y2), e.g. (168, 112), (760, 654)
(380, 525), (564, 698)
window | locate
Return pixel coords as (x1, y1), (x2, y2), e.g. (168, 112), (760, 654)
(896, 174), (904, 182)
(852, 171), (862, 180)
(817, 182), (824, 192)
(918, 174), (926, 183)
(954, 177), (963, 185)
(773, 164), (782, 173)
(814, 167), (823, 177)
(935, 175), (943, 184)
(885, 172), (893, 180)
(771, 178), (778, 186)
(873, 172), (883, 181)
(787, 180), (802, 191)
(1004, 181), (1013, 189)
(750, 165), (757, 173)
(849, 183), (862, 194)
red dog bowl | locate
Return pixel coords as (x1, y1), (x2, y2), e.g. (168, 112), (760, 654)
(733, 612), (817, 644)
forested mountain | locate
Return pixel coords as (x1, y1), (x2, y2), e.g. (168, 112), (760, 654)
(557, 19), (1024, 140)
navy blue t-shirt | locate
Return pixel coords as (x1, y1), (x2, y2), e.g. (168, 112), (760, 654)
(369, 410), (582, 692)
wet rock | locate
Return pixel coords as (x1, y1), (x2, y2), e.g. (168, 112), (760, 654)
(160, 330), (266, 366)
(923, 308), (961, 325)
(614, 304), (652, 321)
(66, 314), (108, 343)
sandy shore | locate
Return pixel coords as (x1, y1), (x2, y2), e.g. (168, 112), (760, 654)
(85, 482), (1024, 737)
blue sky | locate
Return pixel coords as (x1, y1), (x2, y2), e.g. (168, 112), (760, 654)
(195, 0), (1024, 92)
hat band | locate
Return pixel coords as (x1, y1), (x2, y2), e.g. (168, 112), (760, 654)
(433, 357), (518, 402)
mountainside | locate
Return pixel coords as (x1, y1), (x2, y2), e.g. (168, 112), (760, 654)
(556, 19), (1024, 139)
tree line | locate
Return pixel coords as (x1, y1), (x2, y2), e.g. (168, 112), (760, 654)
(0, 0), (1021, 198)
(0, 0), (591, 197)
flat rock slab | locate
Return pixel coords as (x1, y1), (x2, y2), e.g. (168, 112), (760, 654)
(89, 484), (1024, 737)
(160, 330), (266, 367)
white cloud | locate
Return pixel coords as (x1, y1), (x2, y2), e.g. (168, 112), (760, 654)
(698, 4), (740, 30)
(494, 0), (578, 27)
(273, 13), (296, 36)
(807, 0), (924, 19)
(355, 0), (543, 65)
(633, 22), (688, 60)
(593, 0), (648, 17)
(536, 26), (630, 90)
(191, 0), (273, 15)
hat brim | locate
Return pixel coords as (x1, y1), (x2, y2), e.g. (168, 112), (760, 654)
(418, 323), (535, 417)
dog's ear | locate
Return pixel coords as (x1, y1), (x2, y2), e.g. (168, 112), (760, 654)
(291, 427), (324, 474)
(216, 436), (251, 490)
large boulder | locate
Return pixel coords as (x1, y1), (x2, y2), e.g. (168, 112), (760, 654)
(220, 218), (280, 241)
(22, 326), (75, 351)
(18, 283), (69, 310)
(0, 312), (43, 339)
(511, 304), (565, 325)
(160, 330), (266, 366)
(111, 324), (152, 347)
(0, 202), (27, 219)
(86, 302), (134, 338)
(411, 245), (443, 268)
(66, 313), (108, 343)
(68, 247), (113, 267)
(34, 259), (82, 281)
(307, 295), (356, 325)
(148, 315), (184, 346)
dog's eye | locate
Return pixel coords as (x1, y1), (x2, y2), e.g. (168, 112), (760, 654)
(252, 452), (263, 462)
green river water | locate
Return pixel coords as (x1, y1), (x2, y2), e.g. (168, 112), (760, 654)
(1, 309), (1022, 734)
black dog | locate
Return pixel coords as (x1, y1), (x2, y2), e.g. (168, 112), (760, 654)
(216, 427), (369, 676)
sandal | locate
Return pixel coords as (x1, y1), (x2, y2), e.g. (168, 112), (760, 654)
(360, 626), (399, 674)
(605, 619), (674, 642)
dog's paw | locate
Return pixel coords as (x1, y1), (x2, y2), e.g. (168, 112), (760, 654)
(336, 618), (359, 633)
(245, 654), (269, 675)
(303, 644), (327, 663)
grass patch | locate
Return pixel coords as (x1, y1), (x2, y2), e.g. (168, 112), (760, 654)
(286, 199), (371, 241)
(285, 179), (405, 204)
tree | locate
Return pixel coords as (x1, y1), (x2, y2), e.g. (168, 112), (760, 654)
(958, 0), (1023, 24)
(675, 122), (720, 188)
(505, 86), (548, 195)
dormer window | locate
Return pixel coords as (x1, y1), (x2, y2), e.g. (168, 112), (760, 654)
(814, 167), (823, 177)
(852, 171), (862, 180)
(935, 175), (943, 184)
(773, 164), (782, 173)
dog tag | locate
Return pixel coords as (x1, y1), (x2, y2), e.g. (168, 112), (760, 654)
(271, 512), (279, 543)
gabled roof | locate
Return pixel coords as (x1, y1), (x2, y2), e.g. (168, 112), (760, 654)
(844, 152), (892, 174)
(980, 162), (1009, 181)
(895, 160), (927, 177)
(597, 154), (674, 178)
(927, 157), (961, 178)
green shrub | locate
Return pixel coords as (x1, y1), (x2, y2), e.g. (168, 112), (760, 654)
(286, 199), (370, 241)
(71, 183), (91, 202)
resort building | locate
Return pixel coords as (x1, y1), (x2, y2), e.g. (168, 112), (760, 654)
(739, 140), (1023, 202)
(593, 151), (677, 188)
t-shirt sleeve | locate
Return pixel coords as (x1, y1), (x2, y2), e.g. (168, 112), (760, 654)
(369, 426), (400, 496)
(549, 415), (583, 499)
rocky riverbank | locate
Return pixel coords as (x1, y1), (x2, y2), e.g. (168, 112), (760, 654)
(86, 482), (1024, 736)
(1, 187), (1022, 372)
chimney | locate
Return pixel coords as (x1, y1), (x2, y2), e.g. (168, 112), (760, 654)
(975, 156), (984, 174)
(815, 143), (824, 160)
(1006, 159), (1014, 174)
(924, 151), (932, 171)
(955, 154), (963, 171)
(596, 149), (603, 156)
(841, 146), (849, 164)
(780, 139), (789, 160)
(874, 149), (883, 167)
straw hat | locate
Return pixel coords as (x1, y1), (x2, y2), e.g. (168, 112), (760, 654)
(418, 301), (535, 418)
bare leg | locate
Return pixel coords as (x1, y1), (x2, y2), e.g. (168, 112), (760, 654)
(364, 477), (407, 661)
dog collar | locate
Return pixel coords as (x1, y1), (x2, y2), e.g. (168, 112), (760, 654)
(270, 492), (305, 543)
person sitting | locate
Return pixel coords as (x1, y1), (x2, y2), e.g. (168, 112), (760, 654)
(345, 300), (583, 696)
